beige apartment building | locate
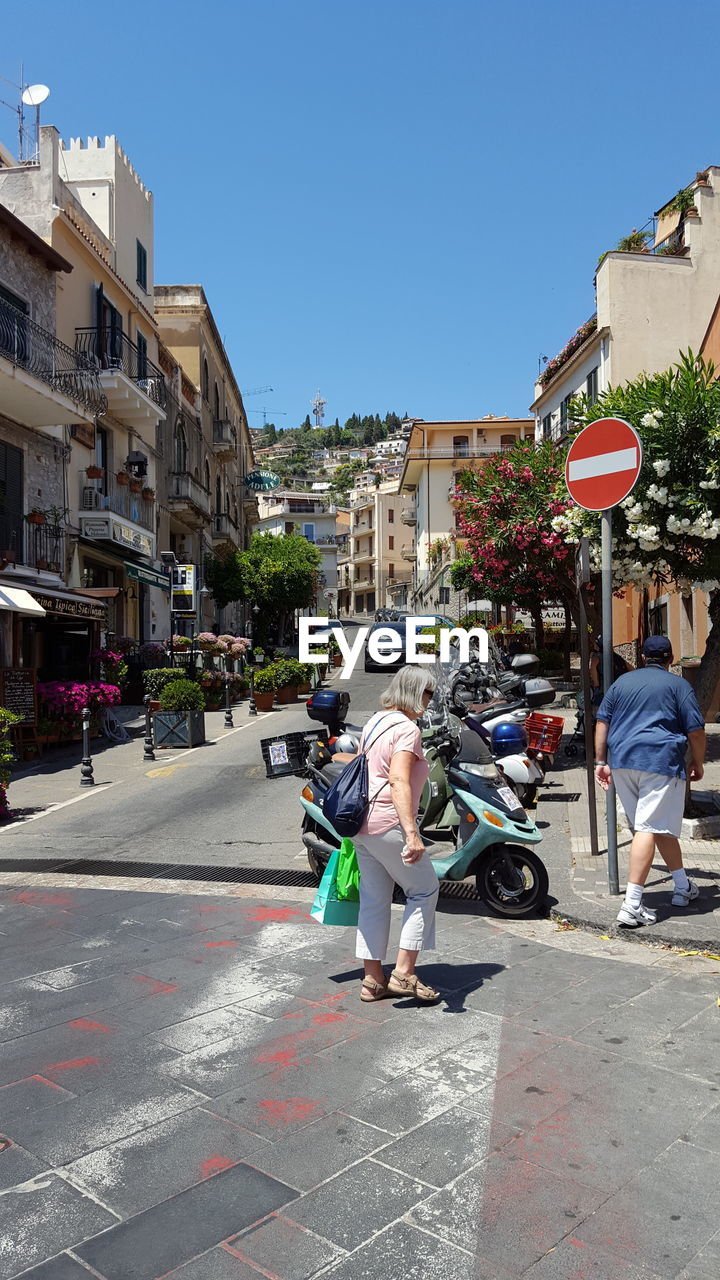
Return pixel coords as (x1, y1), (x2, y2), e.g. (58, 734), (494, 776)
(154, 285), (256, 637)
(0, 126), (168, 643)
(397, 416), (534, 615)
(337, 483), (413, 616)
(532, 168), (720, 678)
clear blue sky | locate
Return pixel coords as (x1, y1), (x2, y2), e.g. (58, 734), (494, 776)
(3, 1), (720, 428)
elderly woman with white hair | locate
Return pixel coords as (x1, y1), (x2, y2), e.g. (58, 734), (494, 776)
(353, 664), (440, 1004)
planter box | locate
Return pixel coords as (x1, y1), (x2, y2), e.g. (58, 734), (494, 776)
(254, 691), (275, 712)
(153, 710), (206, 749)
(276, 686), (297, 704)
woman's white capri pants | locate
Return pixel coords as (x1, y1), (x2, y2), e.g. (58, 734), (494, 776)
(354, 826), (439, 961)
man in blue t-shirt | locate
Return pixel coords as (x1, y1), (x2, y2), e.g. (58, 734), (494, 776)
(595, 635), (705, 928)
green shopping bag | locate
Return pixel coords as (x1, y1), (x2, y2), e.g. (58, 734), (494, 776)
(310, 846), (360, 926)
(335, 837), (360, 902)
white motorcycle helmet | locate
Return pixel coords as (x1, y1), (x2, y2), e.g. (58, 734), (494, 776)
(334, 732), (359, 754)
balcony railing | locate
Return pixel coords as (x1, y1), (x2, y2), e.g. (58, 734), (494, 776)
(79, 472), (155, 532)
(212, 511), (240, 541)
(404, 444), (516, 462)
(315, 534), (338, 546)
(0, 297), (106, 418)
(168, 471), (211, 517)
(400, 509), (416, 525)
(0, 518), (66, 572)
(75, 327), (166, 410)
(401, 544), (417, 560)
(212, 419), (237, 459)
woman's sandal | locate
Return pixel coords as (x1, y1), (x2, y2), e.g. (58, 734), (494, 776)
(360, 976), (388, 1002)
(387, 970), (441, 1003)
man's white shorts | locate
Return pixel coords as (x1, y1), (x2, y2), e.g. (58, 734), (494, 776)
(612, 769), (685, 837)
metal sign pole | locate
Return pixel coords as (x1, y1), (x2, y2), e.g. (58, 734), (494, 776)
(601, 509), (620, 894)
(576, 538), (600, 858)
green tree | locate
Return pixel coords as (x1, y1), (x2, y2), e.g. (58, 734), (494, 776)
(205, 532), (321, 646)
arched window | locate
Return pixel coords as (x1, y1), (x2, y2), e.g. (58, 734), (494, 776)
(215, 475), (222, 515)
(453, 435), (469, 458)
(174, 420), (187, 473)
(201, 358), (209, 401)
(214, 383), (221, 422)
(204, 460), (211, 494)
(225, 489), (230, 514)
(234, 503), (238, 526)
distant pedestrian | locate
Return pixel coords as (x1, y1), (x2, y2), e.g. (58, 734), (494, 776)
(589, 635), (630, 713)
(594, 635), (705, 927)
(353, 665), (440, 1003)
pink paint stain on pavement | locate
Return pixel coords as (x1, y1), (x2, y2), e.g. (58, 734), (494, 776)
(257, 1098), (321, 1126)
(203, 940), (238, 949)
(44, 1057), (106, 1073)
(68, 1019), (117, 1033)
(199, 1154), (236, 1179)
(241, 905), (304, 924)
(10, 890), (77, 908)
(132, 974), (179, 995)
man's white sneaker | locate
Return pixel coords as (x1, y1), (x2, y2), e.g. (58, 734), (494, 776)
(616, 903), (658, 928)
(671, 878), (700, 908)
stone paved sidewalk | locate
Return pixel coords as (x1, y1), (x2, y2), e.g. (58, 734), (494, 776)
(0, 880), (719, 1278)
(540, 718), (720, 951)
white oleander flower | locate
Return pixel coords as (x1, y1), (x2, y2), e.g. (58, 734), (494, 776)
(652, 459), (670, 477)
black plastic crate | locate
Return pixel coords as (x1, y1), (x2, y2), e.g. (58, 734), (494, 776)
(260, 728), (329, 779)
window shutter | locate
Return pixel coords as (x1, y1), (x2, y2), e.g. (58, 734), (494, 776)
(0, 441), (24, 555)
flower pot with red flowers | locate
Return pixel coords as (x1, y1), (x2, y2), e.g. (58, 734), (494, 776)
(116, 471), (130, 486)
(129, 479), (142, 494)
(142, 487), (155, 502)
(25, 509), (46, 526)
(86, 466), (104, 480)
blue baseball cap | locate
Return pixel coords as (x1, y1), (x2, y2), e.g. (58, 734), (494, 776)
(642, 635), (672, 659)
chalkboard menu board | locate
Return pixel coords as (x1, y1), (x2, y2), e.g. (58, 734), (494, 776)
(1, 669), (37, 726)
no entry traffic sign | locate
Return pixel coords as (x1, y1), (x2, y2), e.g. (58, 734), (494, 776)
(565, 417), (642, 511)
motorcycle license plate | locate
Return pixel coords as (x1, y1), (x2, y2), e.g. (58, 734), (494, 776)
(497, 785), (524, 811)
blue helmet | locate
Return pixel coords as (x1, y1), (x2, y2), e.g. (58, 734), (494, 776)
(490, 720), (528, 758)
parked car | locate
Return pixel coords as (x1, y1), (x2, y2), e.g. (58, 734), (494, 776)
(364, 615), (453, 672)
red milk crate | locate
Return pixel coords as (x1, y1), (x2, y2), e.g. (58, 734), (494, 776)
(525, 712), (564, 754)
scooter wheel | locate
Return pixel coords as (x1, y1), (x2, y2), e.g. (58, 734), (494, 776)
(477, 844), (549, 918)
(564, 745), (578, 758)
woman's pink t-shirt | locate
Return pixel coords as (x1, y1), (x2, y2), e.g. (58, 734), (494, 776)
(357, 710), (429, 837)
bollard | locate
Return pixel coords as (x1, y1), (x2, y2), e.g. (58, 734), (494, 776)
(224, 661), (234, 729)
(80, 706), (95, 786)
(248, 666), (257, 717)
(143, 694), (156, 762)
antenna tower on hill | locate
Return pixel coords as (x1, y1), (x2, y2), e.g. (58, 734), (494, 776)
(311, 389), (327, 429)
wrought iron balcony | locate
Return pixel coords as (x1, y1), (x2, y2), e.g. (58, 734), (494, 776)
(76, 327), (166, 425)
(0, 517), (66, 573)
(0, 297), (106, 427)
(78, 472), (155, 533)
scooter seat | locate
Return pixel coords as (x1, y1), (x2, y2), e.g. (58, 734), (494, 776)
(321, 761), (347, 781)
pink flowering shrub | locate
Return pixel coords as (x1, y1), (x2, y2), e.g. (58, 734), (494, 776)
(539, 315), (597, 388)
(38, 682), (122, 716)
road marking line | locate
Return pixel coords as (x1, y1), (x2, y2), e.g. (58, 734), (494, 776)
(0, 784), (116, 832)
(568, 446), (637, 481)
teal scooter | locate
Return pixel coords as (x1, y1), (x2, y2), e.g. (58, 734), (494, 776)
(299, 715), (548, 917)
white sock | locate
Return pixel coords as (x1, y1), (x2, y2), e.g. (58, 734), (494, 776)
(624, 883), (644, 910)
(672, 869), (690, 892)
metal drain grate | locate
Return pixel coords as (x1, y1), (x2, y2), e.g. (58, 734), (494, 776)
(0, 857), (318, 888)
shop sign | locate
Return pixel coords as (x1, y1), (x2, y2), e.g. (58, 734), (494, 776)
(1, 668), (36, 725)
(70, 422), (96, 449)
(171, 563), (197, 617)
(80, 517), (153, 559)
(244, 469), (281, 491)
(124, 561), (171, 591)
(514, 607), (571, 629)
(33, 593), (107, 622)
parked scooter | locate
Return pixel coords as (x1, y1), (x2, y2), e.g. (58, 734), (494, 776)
(300, 713), (548, 917)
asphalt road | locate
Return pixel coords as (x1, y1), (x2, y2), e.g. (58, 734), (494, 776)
(0, 651), (388, 875)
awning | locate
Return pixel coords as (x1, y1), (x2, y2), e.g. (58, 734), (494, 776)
(30, 587), (108, 622)
(80, 587), (121, 599)
(124, 561), (171, 591)
(0, 586), (46, 617)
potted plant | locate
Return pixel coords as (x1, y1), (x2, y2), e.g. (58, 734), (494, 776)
(143, 667), (181, 711)
(142, 487), (155, 501)
(297, 662), (313, 695)
(274, 659), (298, 704)
(0, 548), (16, 566)
(154, 678), (206, 748)
(129, 479), (142, 493)
(116, 470), (130, 486)
(25, 508), (46, 526)
(252, 665), (278, 712)
(86, 465), (104, 480)
(0, 708), (21, 818)
(328, 634), (343, 668)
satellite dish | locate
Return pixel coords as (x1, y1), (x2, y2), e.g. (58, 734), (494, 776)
(22, 84), (50, 107)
